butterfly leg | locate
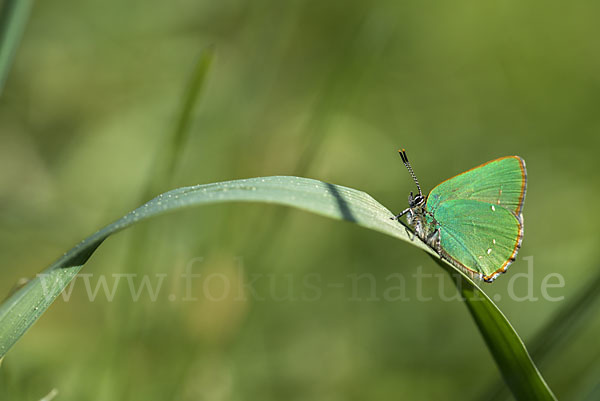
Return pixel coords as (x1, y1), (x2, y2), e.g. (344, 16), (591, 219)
(390, 208), (417, 240)
(390, 207), (410, 220)
(426, 229), (442, 254)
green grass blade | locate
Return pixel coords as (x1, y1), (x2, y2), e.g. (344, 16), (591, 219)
(435, 260), (557, 401)
(164, 47), (213, 178)
(0, 176), (554, 400)
(124, 47), (214, 277)
(481, 267), (600, 401)
(149, 46), (214, 190)
(0, 0), (33, 94)
(427, 255), (556, 400)
(462, 288), (554, 401)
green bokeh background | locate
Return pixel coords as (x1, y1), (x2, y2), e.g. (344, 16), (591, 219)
(1, 0), (599, 400)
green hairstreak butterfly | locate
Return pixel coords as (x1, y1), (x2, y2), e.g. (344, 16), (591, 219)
(392, 150), (526, 282)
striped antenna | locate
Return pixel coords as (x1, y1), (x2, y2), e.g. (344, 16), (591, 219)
(398, 149), (422, 196)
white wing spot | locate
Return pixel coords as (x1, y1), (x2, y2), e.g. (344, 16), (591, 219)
(497, 199), (501, 205)
(487, 248), (492, 255)
(478, 256), (483, 259)
(492, 239), (496, 245)
(491, 205), (496, 211)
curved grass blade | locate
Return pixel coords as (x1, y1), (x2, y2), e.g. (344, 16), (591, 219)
(460, 280), (554, 401)
(0, 0), (33, 95)
(124, 46), (215, 281)
(432, 258), (556, 401)
(0, 176), (554, 400)
(481, 266), (600, 401)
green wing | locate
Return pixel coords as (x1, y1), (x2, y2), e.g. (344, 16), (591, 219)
(426, 156), (526, 217)
(433, 199), (523, 281)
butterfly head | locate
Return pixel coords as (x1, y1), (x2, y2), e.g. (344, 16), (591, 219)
(395, 149), (438, 244)
(392, 149), (430, 229)
(408, 191), (426, 208)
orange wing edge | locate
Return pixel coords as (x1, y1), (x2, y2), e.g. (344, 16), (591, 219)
(440, 212), (524, 283)
(427, 155), (527, 217)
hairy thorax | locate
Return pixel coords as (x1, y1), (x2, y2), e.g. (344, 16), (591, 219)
(407, 203), (440, 251)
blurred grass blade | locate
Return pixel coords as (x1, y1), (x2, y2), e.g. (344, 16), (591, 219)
(156, 46), (214, 187)
(433, 260), (557, 401)
(38, 388), (59, 401)
(580, 359), (600, 401)
(529, 267), (600, 364)
(0, 0), (33, 95)
(0, 176), (554, 400)
(482, 267), (600, 401)
(126, 47), (214, 275)
(460, 287), (550, 401)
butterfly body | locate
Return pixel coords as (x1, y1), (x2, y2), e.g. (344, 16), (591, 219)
(393, 152), (526, 283)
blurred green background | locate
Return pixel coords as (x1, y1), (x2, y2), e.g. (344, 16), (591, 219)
(1, 0), (599, 400)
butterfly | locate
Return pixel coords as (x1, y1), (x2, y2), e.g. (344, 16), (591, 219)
(392, 150), (526, 282)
